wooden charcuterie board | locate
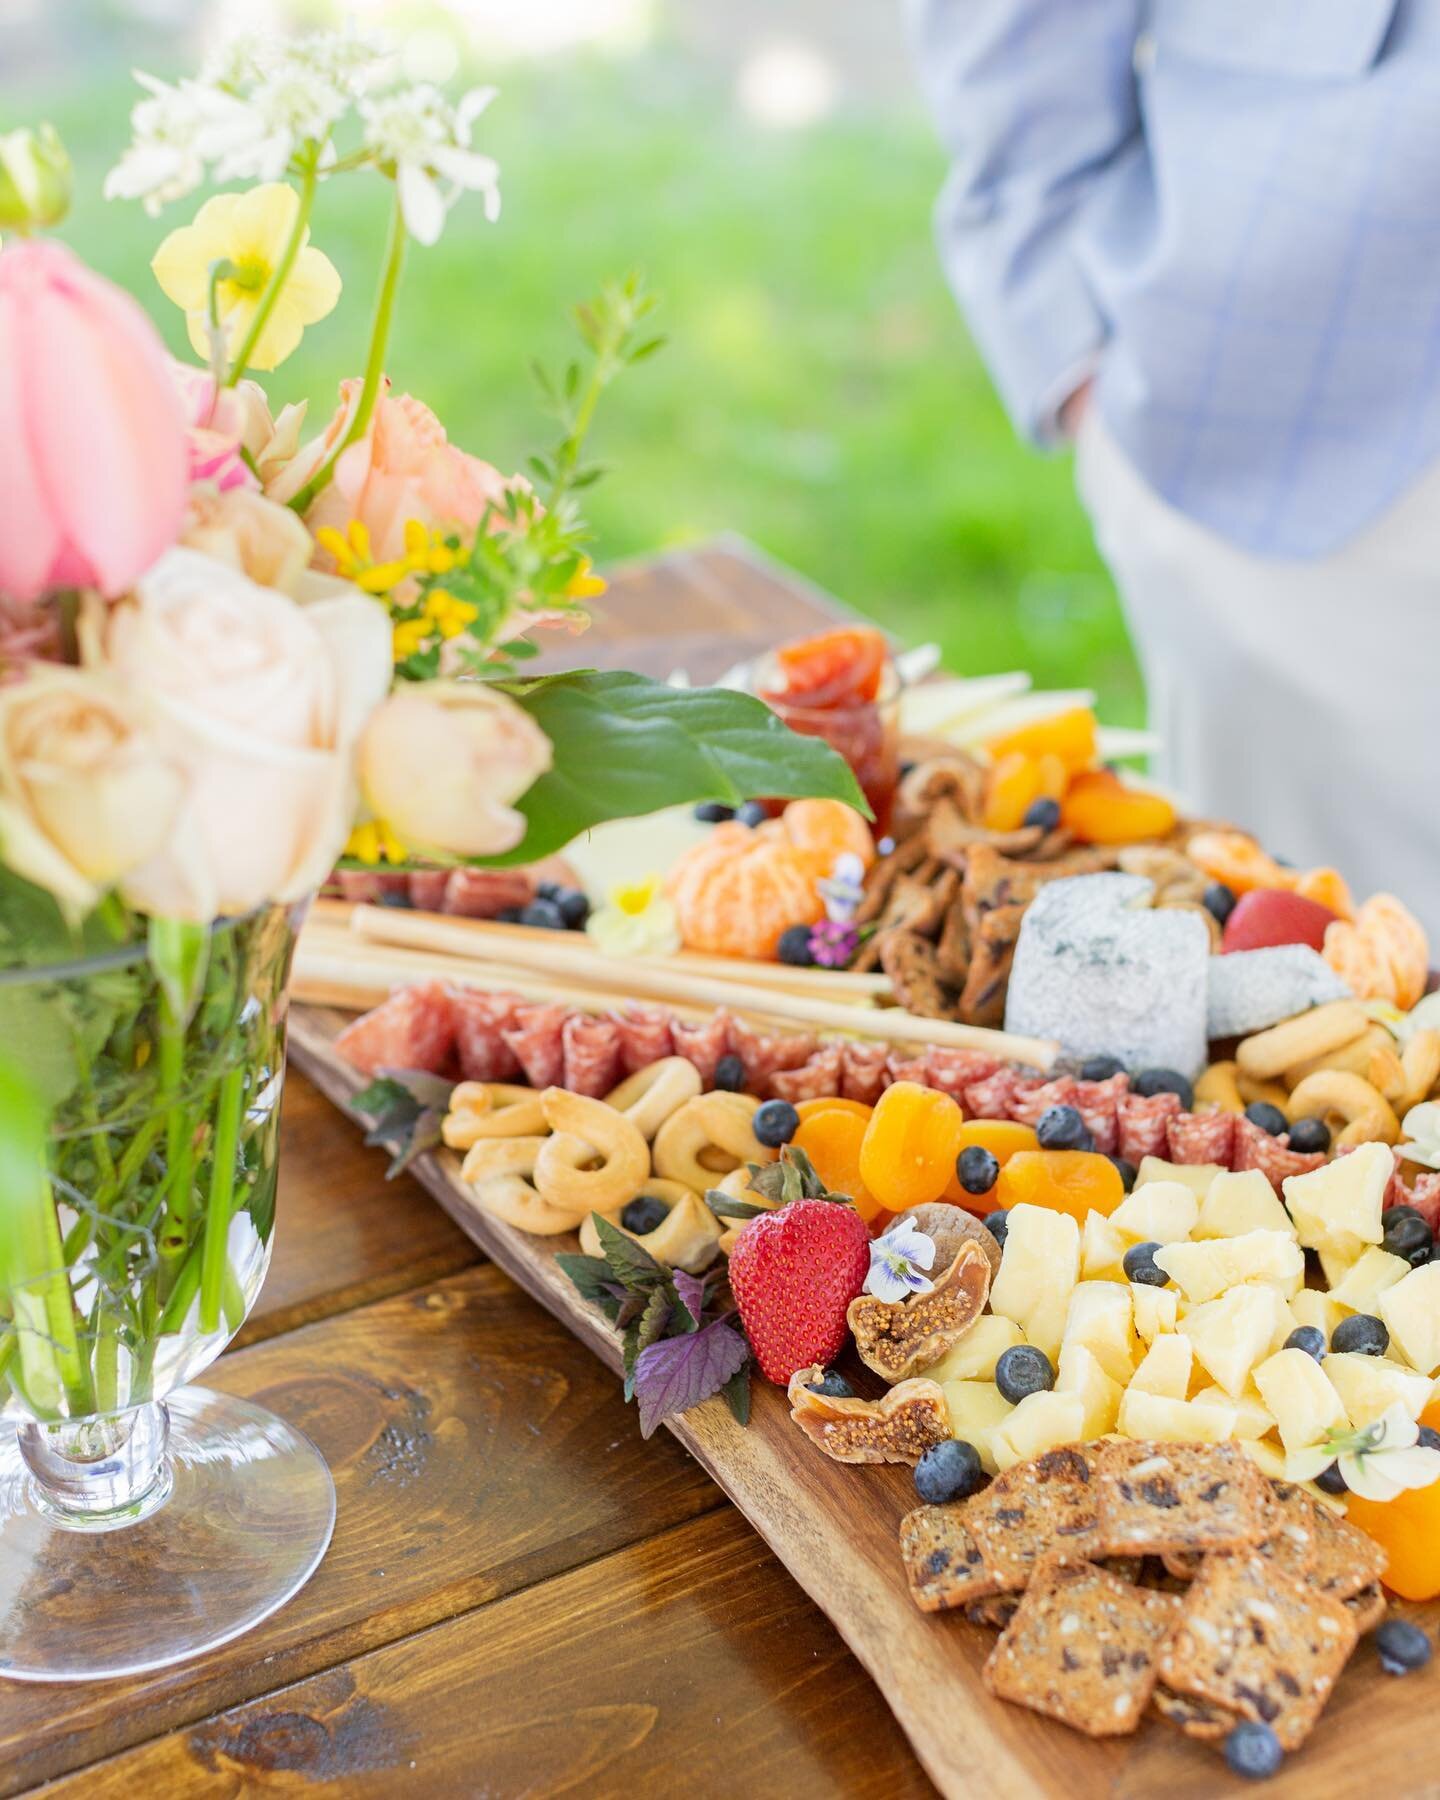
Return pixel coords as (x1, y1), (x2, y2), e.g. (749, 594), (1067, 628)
(290, 1003), (1435, 1800)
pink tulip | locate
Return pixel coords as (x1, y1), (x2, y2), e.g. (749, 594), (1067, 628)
(0, 239), (188, 603)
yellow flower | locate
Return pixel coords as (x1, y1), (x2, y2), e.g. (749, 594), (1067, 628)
(316, 517), (459, 599)
(586, 872), (680, 957)
(152, 182), (341, 372)
(345, 818), (410, 866)
(424, 588), (479, 640)
(566, 555), (607, 601)
(391, 617), (431, 661)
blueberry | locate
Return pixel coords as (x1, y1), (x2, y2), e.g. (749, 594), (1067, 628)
(536, 880), (563, 900)
(1383, 1204), (1426, 1230)
(692, 800), (735, 824)
(1224, 1720), (1284, 1781)
(913, 1438), (986, 1505)
(1132, 1067), (1195, 1110)
(1419, 1425), (1440, 1453)
(753, 1099), (800, 1148)
(1286, 1116), (1331, 1155)
(1079, 1054), (1126, 1081)
(555, 887), (590, 929)
(374, 890), (413, 908)
(983, 1209), (1009, 1249)
(1108, 1154), (1138, 1193)
(1123, 1241), (1169, 1287)
(1022, 797), (1061, 832)
(1331, 1312), (1389, 1357)
(713, 1053), (746, 1093)
(806, 1369), (854, 1400)
(734, 799), (769, 828)
(776, 923), (816, 967)
(1036, 1103), (1094, 1152)
(519, 897), (567, 930)
(1376, 1618), (1432, 1676)
(1314, 1461), (1348, 1495)
(995, 1344), (1055, 1405)
(1283, 1325), (1327, 1362)
(1203, 882), (1238, 926)
(957, 1145), (1001, 1196)
(621, 1195), (668, 1235)
(898, 760), (917, 781)
(1384, 1212), (1434, 1266)
(1244, 1101), (1289, 1137)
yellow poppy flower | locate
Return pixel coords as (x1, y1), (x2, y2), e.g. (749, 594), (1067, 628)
(152, 182), (341, 372)
(585, 873), (680, 957)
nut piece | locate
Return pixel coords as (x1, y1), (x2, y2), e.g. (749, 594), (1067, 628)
(846, 1240), (992, 1383)
(787, 1365), (950, 1465)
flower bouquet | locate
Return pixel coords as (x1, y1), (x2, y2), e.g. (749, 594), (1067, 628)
(0, 28), (860, 1680)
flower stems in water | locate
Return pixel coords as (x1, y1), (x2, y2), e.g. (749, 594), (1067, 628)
(198, 1067), (245, 1335)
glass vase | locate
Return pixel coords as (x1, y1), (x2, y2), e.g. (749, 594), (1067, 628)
(0, 904), (334, 1680)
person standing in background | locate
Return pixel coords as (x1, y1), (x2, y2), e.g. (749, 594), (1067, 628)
(909, 0), (1440, 935)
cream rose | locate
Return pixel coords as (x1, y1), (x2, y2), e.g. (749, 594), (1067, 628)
(180, 487), (314, 596)
(84, 547), (392, 920)
(0, 666), (185, 915)
(358, 681), (551, 859)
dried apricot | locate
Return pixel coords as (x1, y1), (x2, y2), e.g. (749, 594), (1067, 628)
(995, 1150), (1125, 1223)
(1061, 769), (1177, 845)
(954, 1119), (1041, 1164)
(858, 1080), (966, 1212)
(985, 705), (1097, 777)
(982, 752), (1042, 832)
(793, 1104), (882, 1222)
(1344, 1482), (1440, 1602)
(1295, 866), (1355, 920)
(794, 1097), (873, 1122)
(1186, 830), (1287, 896)
(1034, 753), (1069, 801)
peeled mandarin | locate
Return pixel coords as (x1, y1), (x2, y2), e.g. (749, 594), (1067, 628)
(858, 1080), (965, 1211)
(1061, 769), (1177, 845)
(1344, 1484), (1440, 1602)
(985, 705), (1098, 777)
(792, 1104), (882, 1221)
(995, 1150), (1125, 1224)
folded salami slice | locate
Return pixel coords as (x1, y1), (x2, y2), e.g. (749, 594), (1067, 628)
(334, 981), (455, 1077)
(887, 1052), (934, 1088)
(1071, 1073), (1127, 1157)
(611, 1005), (675, 1076)
(562, 1012), (624, 1099)
(334, 869), (410, 905)
(770, 1045), (846, 1103)
(406, 869), (451, 912)
(1232, 1116), (1325, 1190)
(671, 1010), (733, 1087)
(925, 1048), (1002, 1103)
(1008, 1076), (1078, 1129)
(501, 1002), (569, 1089)
(1404, 1170), (1440, 1231)
(447, 986), (523, 1082)
(443, 868), (534, 919)
(730, 1019), (817, 1099)
(1166, 1109), (1236, 1167)
(962, 1065), (1021, 1121)
(1116, 1090), (1183, 1165)
(841, 1042), (891, 1105)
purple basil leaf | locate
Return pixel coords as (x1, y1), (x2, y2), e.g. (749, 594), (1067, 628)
(671, 1269), (708, 1329)
(632, 1318), (749, 1438)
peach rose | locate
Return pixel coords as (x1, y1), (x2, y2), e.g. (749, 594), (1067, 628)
(83, 547), (392, 920)
(180, 486), (313, 596)
(358, 680), (551, 859)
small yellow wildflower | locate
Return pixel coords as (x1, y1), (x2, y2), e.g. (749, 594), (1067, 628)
(317, 517), (462, 597)
(392, 617), (431, 661)
(566, 555), (607, 601)
(424, 588), (479, 640)
(345, 818), (410, 865)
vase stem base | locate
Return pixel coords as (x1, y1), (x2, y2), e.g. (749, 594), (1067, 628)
(0, 1386), (335, 1682)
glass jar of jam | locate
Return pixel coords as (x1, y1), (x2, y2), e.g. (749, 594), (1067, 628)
(755, 627), (900, 831)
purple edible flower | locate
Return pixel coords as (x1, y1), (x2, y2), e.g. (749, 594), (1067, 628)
(808, 919), (859, 968)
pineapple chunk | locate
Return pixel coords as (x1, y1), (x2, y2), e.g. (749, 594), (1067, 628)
(990, 1204), (1079, 1360)
(1289, 1287), (1346, 1340)
(941, 1379), (1015, 1475)
(1252, 1348), (1349, 1452)
(1061, 1281), (1136, 1385)
(1328, 1245), (1411, 1315)
(1181, 1285), (1289, 1397)
(1135, 1157), (1225, 1198)
(1194, 1383), (1274, 1441)
(1057, 1341), (1122, 1438)
(1156, 1230), (1304, 1304)
(1377, 1262), (1440, 1375)
(990, 1390), (1087, 1471)
(1128, 1332), (1193, 1400)
(1243, 1437), (1290, 1480)
(1110, 1181), (1199, 1245)
(1283, 1143), (1391, 1252)
(1117, 1388), (1237, 1444)
(1081, 1209), (1128, 1281)
(1131, 1283), (1180, 1343)
(1195, 1170), (1297, 1242)
(926, 1315), (1026, 1384)
(1323, 1352), (1434, 1427)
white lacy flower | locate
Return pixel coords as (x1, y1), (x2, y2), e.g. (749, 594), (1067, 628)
(864, 1219), (938, 1304)
(362, 83), (500, 246)
(209, 65), (349, 184)
(1287, 1404), (1440, 1504)
(103, 73), (243, 212)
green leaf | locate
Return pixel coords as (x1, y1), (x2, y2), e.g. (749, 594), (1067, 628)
(555, 1253), (618, 1304)
(722, 1364), (751, 1426)
(635, 1286), (672, 1353)
(478, 671), (868, 867)
(704, 1188), (769, 1222)
(590, 1212), (671, 1293)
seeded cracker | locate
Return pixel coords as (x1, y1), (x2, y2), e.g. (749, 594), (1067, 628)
(899, 1506), (1004, 1612)
(1162, 1479), (1388, 1598)
(1157, 1552), (1359, 1752)
(984, 1559), (1183, 1737)
(1093, 1440), (1272, 1557)
(964, 1445), (1102, 1587)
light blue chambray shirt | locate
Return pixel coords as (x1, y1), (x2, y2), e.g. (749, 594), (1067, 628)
(910, 0), (1440, 557)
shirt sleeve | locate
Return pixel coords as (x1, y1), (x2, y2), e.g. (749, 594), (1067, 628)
(908, 0), (1145, 442)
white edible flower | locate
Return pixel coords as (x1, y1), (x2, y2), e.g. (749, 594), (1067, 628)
(818, 850), (866, 924)
(362, 83), (500, 246)
(1287, 1404), (1440, 1504)
(864, 1218), (937, 1304)
(1399, 1100), (1440, 1173)
(210, 64), (350, 184)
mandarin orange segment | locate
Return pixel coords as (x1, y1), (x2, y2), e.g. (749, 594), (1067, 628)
(983, 752), (1042, 832)
(857, 1079), (966, 1211)
(1343, 1483), (1440, 1602)
(782, 797), (877, 877)
(1061, 769), (1177, 845)
(793, 1104), (882, 1221)
(985, 705), (1098, 777)
(995, 1150), (1125, 1223)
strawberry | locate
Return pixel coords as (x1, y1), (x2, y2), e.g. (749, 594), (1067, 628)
(1221, 887), (1338, 955)
(729, 1193), (870, 1385)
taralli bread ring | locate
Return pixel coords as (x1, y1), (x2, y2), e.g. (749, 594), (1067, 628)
(578, 1184), (724, 1274)
(1285, 1070), (1400, 1149)
(1235, 1001), (1370, 1081)
(653, 1091), (776, 1193)
(1401, 1028), (1440, 1109)
(442, 1082), (548, 1149)
(712, 1164), (778, 1257)
(1194, 1061), (1245, 1114)
(535, 1087), (650, 1221)
(459, 1138), (583, 1235)
(604, 1056), (703, 1140)
(1235, 1071), (1291, 1113)
(1282, 1025), (1401, 1090)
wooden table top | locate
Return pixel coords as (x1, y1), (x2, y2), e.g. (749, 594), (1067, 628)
(4, 541), (938, 1798)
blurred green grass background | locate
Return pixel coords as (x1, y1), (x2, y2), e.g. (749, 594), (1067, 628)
(13, 18), (1141, 722)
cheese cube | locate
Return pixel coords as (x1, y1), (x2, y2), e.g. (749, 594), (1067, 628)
(1288, 1287), (1346, 1341)
(1318, 1239), (1367, 1289)
(1328, 1245), (1412, 1316)
(1157, 1231), (1304, 1304)
(1116, 1388), (1237, 1444)
(1323, 1352), (1434, 1427)
(1110, 1181), (1199, 1246)
(1252, 1348), (1349, 1452)
(941, 1379), (1015, 1475)
(1061, 1281), (1136, 1384)
(990, 1389), (1087, 1471)
(1128, 1333), (1193, 1400)
(1081, 1209), (1128, 1281)
(1194, 1170), (1297, 1242)
(1135, 1157), (1225, 1198)
(1378, 1263), (1440, 1375)
(1056, 1341), (1122, 1438)
(1181, 1286), (1289, 1397)
(1194, 1383), (1274, 1441)
(990, 1204), (1080, 1360)
(1131, 1283), (1180, 1343)
(926, 1315), (1026, 1385)
(1243, 1437), (1289, 1480)
(1283, 1144), (1391, 1253)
